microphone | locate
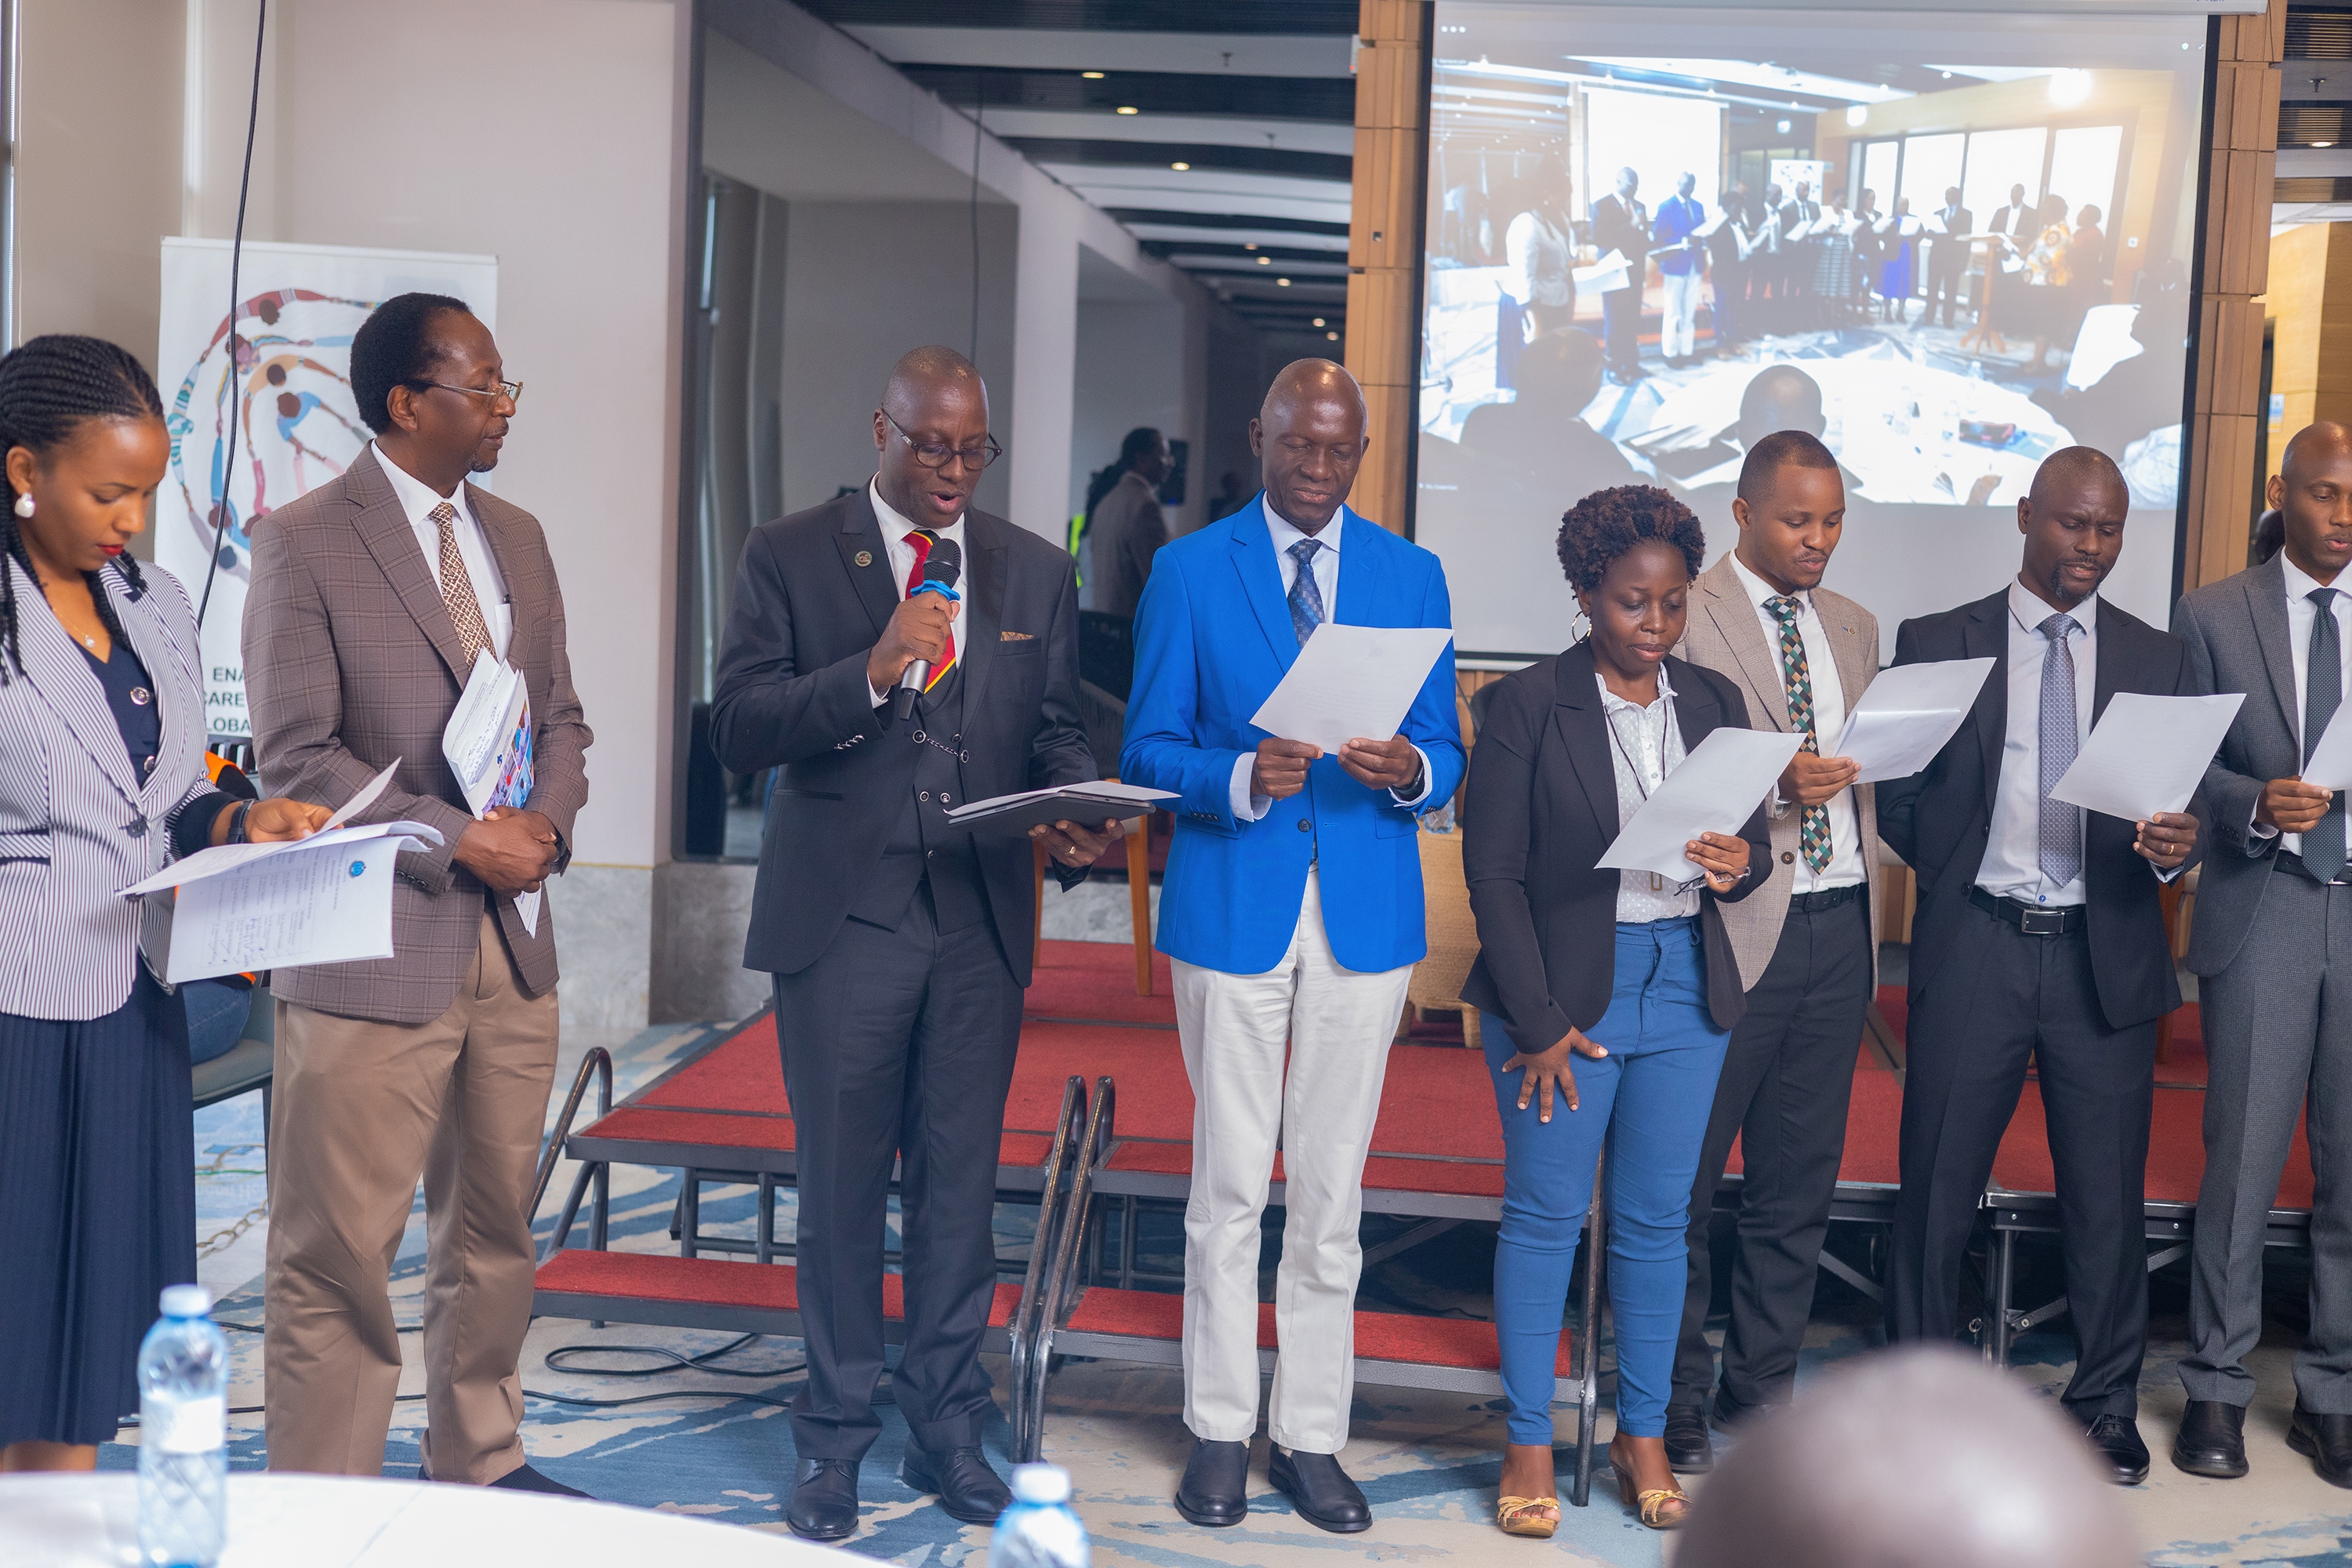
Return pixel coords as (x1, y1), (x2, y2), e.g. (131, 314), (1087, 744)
(891, 535), (963, 726)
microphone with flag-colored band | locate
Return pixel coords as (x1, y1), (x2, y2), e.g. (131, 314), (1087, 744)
(891, 535), (963, 727)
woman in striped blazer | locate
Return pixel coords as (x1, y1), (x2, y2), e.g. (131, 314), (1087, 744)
(0, 336), (325, 1472)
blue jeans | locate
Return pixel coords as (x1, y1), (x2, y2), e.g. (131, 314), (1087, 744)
(1483, 919), (1730, 1443)
(182, 979), (252, 1066)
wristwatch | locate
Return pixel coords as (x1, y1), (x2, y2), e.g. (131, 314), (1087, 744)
(227, 800), (255, 845)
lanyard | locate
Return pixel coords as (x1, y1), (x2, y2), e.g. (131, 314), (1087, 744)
(1604, 691), (1693, 893)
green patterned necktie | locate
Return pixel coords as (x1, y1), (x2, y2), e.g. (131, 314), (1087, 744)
(1767, 595), (1833, 874)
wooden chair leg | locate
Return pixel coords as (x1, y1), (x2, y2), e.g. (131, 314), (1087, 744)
(1033, 837), (1047, 971)
(1128, 810), (1152, 995)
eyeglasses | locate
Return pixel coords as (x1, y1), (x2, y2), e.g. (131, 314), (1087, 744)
(417, 379), (524, 408)
(884, 410), (1001, 471)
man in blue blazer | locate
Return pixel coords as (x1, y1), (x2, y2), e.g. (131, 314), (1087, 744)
(1122, 360), (1464, 1533)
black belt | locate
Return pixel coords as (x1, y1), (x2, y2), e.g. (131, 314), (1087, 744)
(1968, 886), (2085, 935)
(1786, 883), (1864, 914)
(2275, 849), (2352, 888)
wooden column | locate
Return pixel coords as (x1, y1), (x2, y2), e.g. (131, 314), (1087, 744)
(1344, 0), (1430, 536)
(2184, 0), (2285, 590)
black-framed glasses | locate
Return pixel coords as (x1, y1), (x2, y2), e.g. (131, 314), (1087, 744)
(417, 378), (524, 408)
(884, 410), (1001, 471)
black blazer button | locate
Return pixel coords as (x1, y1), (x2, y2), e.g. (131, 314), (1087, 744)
(1780, 851), (1795, 865)
(1298, 819), (1312, 832)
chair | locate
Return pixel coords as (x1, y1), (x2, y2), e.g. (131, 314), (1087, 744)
(1033, 782), (1156, 996)
(191, 985), (274, 1160)
(1406, 827), (1483, 1049)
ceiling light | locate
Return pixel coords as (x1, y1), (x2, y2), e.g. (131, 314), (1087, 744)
(1777, 118), (1791, 134)
(1116, 105), (1138, 115)
(1243, 242), (1257, 250)
(1171, 161), (1190, 170)
(1940, 70), (1953, 79)
(1257, 256), (1270, 264)
(2318, 141), (2337, 147)
(1845, 104), (1867, 127)
(1081, 70), (1105, 79)
(1326, 331), (1339, 341)
(1278, 278), (1291, 286)
(1312, 318), (1326, 327)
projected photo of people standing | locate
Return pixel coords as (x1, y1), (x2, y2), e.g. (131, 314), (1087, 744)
(1416, 5), (2205, 656)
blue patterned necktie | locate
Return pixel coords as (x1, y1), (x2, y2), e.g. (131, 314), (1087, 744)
(1766, 596), (1833, 873)
(2305, 587), (2345, 881)
(1287, 538), (1325, 646)
(2038, 613), (2083, 888)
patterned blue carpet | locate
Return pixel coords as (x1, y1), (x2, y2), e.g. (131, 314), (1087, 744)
(125, 1019), (2352, 1566)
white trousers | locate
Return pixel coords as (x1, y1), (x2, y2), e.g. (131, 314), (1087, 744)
(1662, 270), (1702, 358)
(1172, 869), (1413, 1452)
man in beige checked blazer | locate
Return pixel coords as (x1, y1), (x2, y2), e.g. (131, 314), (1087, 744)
(242, 294), (593, 1493)
(1662, 430), (1882, 1471)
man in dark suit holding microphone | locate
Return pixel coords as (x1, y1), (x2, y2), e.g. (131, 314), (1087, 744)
(710, 346), (1118, 1540)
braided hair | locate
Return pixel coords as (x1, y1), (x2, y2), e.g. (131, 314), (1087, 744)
(0, 335), (165, 681)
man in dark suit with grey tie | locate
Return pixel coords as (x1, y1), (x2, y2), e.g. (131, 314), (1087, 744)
(1878, 447), (2201, 1486)
(1925, 187), (1973, 329)
(710, 346), (1120, 1540)
(2171, 421), (2352, 1485)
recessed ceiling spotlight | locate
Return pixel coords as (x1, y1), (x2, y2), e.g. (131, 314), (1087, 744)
(1116, 105), (1138, 115)
(1777, 118), (1791, 134)
(1243, 242), (1258, 250)
(1081, 70), (1105, 79)
(1312, 318), (1326, 327)
(1941, 70), (1953, 79)
(1256, 256), (1270, 264)
(2318, 140), (2337, 147)
(1277, 278), (1292, 287)
(1326, 331), (1339, 341)
(1846, 104), (1867, 127)
(1171, 161), (1190, 170)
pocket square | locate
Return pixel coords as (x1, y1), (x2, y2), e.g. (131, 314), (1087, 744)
(1000, 630), (1035, 641)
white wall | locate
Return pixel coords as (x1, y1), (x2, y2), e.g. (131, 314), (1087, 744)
(774, 201), (1020, 519)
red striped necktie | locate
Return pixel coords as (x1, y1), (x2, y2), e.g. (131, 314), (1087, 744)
(904, 529), (956, 691)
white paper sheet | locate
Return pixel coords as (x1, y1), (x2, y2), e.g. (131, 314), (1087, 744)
(118, 762), (437, 895)
(442, 652), (542, 936)
(1576, 248), (1632, 295)
(2298, 705), (2352, 792)
(1247, 623), (1455, 756)
(1830, 658), (1998, 783)
(159, 834), (416, 983)
(2049, 691), (2245, 820)
(1595, 728), (1805, 882)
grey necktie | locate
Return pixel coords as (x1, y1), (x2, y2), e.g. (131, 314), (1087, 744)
(1287, 539), (1325, 647)
(2038, 613), (2083, 889)
(2307, 587), (2345, 882)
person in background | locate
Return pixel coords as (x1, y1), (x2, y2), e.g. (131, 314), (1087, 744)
(1878, 447), (2201, 1486)
(1813, 191), (1857, 326)
(1777, 180), (1822, 332)
(1875, 197), (1917, 325)
(1457, 328), (1639, 501)
(1666, 432), (1881, 1471)
(2171, 423), (2352, 1486)
(0, 335), (326, 1473)
(710, 347), (1116, 1539)
(1925, 186), (1975, 331)
(1653, 172), (1708, 368)
(1122, 359), (1463, 1535)
(1675, 1348), (2143, 1568)
(1592, 168), (1650, 384)
(2018, 196), (2078, 374)
(1504, 149), (1577, 352)
(245, 292), (593, 1494)
(1849, 189), (1884, 320)
(1209, 470), (1247, 521)
(1081, 426), (1173, 620)
(1708, 190), (1753, 357)
(1462, 485), (1767, 1536)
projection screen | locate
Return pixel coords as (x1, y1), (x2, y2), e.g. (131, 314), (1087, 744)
(1414, 4), (2210, 657)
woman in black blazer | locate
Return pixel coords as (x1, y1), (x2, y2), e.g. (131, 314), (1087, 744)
(1460, 487), (1770, 1536)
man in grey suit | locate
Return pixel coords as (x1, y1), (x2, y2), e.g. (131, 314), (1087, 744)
(1664, 430), (1881, 1471)
(2172, 421), (2352, 1485)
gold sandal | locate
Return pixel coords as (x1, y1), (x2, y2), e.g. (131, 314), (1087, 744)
(1496, 1495), (1559, 1538)
(1628, 1484), (1690, 1530)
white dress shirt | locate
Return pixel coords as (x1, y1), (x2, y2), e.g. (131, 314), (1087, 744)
(1599, 668), (1700, 921)
(2249, 553), (2352, 855)
(1229, 502), (1434, 819)
(1728, 553), (1864, 893)
(866, 477), (968, 708)
(375, 441), (510, 659)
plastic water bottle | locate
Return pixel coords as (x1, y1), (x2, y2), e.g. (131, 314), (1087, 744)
(988, 1463), (1088, 1568)
(137, 1285), (228, 1568)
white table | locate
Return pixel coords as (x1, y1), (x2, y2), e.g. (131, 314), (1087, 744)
(0, 1473), (844, 1566)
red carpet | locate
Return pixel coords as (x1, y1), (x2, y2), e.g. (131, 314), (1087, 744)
(537, 1249), (1021, 1325)
(1722, 1047), (1904, 1186)
(1062, 1287), (1573, 1374)
(1025, 939), (1177, 1025)
(1876, 986), (2211, 1087)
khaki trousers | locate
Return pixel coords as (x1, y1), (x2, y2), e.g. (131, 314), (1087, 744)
(263, 912), (559, 1481)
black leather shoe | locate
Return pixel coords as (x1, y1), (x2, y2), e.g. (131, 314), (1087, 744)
(1269, 1446), (1371, 1534)
(1710, 1385), (1770, 1434)
(2082, 1414), (2151, 1486)
(487, 1462), (590, 1497)
(2289, 1403), (2352, 1487)
(900, 1442), (1012, 1525)
(2172, 1400), (2249, 1479)
(787, 1457), (862, 1541)
(1663, 1406), (1714, 1474)
(1174, 1438), (1250, 1527)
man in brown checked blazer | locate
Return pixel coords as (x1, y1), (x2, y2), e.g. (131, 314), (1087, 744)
(242, 294), (592, 1492)
(1664, 430), (1883, 1470)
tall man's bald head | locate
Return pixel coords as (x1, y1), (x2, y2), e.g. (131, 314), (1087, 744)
(2018, 445), (2129, 612)
(873, 345), (993, 532)
(1251, 358), (1370, 535)
(2270, 420), (2352, 584)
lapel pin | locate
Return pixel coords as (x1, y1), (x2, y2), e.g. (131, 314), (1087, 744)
(854, 550), (873, 568)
